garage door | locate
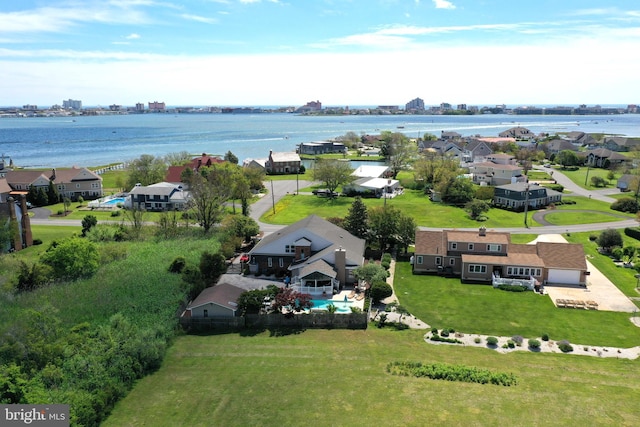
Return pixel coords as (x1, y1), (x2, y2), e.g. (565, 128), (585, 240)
(547, 269), (581, 285)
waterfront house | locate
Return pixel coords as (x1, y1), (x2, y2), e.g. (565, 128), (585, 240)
(493, 182), (562, 210)
(412, 228), (588, 286)
(603, 137), (640, 152)
(544, 139), (579, 155)
(499, 127), (535, 140)
(247, 215), (365, 295)
(298, 141), (346, 155)
(128, 182), (189, 211)
(165, 153), (224, 184)
(5, 167), (103, 201)
(462, 139), (493, 163)
(265, 150), (301, 174)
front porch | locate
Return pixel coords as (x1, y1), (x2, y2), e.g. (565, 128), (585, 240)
(291, 276), (340, 295)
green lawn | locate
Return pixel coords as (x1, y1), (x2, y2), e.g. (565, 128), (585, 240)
(554, 166), (619, 191)
(103, 329), (640, 427)
(260, 191), (632, 228)
(394, 262), (640, 348)
(543, 211), (628, 225)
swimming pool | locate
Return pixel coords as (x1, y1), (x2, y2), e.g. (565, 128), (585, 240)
(102, 197), (126, 206)
(309, 299), (353, 313)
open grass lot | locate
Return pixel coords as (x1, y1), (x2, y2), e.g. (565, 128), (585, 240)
(543, 211), (628, 225)
(260, 191), (629, 228)
(261, 190), (539, 228)
(394, 262), (640, 348)
(554, 166), (620, 191)
(103, 328), (640, 427)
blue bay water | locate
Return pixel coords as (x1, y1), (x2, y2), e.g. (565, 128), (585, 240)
(0, 113), (639, 168)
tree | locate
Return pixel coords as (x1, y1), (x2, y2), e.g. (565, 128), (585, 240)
(439, 177), (475, 205)
(188, 173), (227, 233)
(123, 205), (147, 237)
(380, 132), (417, 178)
(465, 199), (491, 220)
(311, 159), (354, 194)
(164, 151), (192, 166)
(224, 150), (239, 164)
(353, 262), (388, 286)
(35, 187), (48, 207)
(596, 229), (623, 254)
(16, 261), (52, 292)
(81, 214), (98, 236)
(237, 286), (279, 314)
(557, 150), (580, 168)
(368, 205), (400, 250)
(271, 288), (313, 313)
(47, 180), (59, 205)
(199, 251), (227, 285)
(40, 237), (100, 280)
(606, 170), (616, 184)
(126, 154), (167, 189)
(590, 176), (606, 187)
(223, 215), (260, 242)
(396, 213), (416, 254)
(343, 197), (368, 239)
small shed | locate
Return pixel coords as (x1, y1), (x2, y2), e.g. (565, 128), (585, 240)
(186, 283), (245, 318)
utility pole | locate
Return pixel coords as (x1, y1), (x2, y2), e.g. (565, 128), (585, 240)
(523, 183), (530, 228)
(271, 180), (275, 215)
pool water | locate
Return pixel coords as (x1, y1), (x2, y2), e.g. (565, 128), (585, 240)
(309, 299), (353, 313)
(102, 197), (126, 205)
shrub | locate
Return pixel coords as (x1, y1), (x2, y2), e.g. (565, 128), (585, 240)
(370, 281), (393, 303)
(507, 340), (515, 349)
(474, 337), (481, 344)
(57, 209), (64, 215)
(386, 361), (517, 387)
(541, 333), (549, 341)
(611, 197), (640, 213)
(624, 227), (640, 241)
(32, 238), (43, 245)
(497, 284), (527, 292)
(430, 335), (461, 344)
(486, 336), (498, 346)
(381, 253), (392, 264)
(168, 256), (187, 273)
(440, 329), (450, 337)
(512, 335), (524, 346)
(589, 234), (598, 241)
(558, 340), (574, 353)
(110, 210), (121, 217)
(381, 261), (391, 270)
(528, 339), (541, 349)
(431, 327), (439, 334)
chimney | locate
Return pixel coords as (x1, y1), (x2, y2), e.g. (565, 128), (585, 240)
(335, 246), (346, 288)
(479, 226), (486, 236)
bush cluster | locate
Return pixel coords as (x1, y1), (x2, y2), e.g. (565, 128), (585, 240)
(430, 335), (462, 344)
(386, 361), (518, 387)
(624, 227), (640, 241)
(486, 336), (499, 346)
(496, 284), (528, 292)
(528, 339), (541, 349)
(611, 197), (640, 213)
(558, 340), (574, 353)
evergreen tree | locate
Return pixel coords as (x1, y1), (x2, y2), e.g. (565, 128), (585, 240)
(27, 185), (38, 206)
(47, 180), (59, 205)
(224, 150), (239, 164)
(344, 196), (368, 239)
(35, 187), (48, 207)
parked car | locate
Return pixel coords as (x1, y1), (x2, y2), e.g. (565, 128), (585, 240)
(312, 189), (338, 198)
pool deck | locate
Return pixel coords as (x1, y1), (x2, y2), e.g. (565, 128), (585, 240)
(328, 290), (365, 311)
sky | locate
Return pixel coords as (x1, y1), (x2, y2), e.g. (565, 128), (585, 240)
(1, 0), (639, 107)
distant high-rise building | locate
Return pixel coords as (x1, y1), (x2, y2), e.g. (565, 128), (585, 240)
(148, 101), (166, 112)
(135, 103), (145, 112)
(457, 104), (467, 111)
(405, 97), (424, 111)
(62, 99), (82, 110)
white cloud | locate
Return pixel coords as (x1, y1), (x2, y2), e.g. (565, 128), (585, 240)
(126, 33), (141, 39)
(181, 13), (219, 24)
(433, 0), (456, 10)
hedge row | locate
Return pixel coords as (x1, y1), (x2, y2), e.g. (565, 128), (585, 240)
(386, 361), (518, 386)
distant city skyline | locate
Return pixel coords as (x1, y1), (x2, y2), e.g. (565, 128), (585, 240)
(1, 1), (639, 106)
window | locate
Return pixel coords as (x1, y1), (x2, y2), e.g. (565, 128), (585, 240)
(268, 258), (272, 267)
(435, 257), (441, 266)
(468, 243), (474, 251)
(468, 264), (487, 273)
(285, 245), (294, 253)
(449, 258), (455, 266)
(416, 256), (423, 264)
(279, 258), (284, 268)
(487, 244), (502, 252)
(450, 242), (457, 250)
(203, 309), (208, 318)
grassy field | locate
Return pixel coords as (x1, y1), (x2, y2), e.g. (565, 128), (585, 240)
(260, 191), (627, 228)
(554, 166), (620, 191)
(103, 328), (640, 427)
